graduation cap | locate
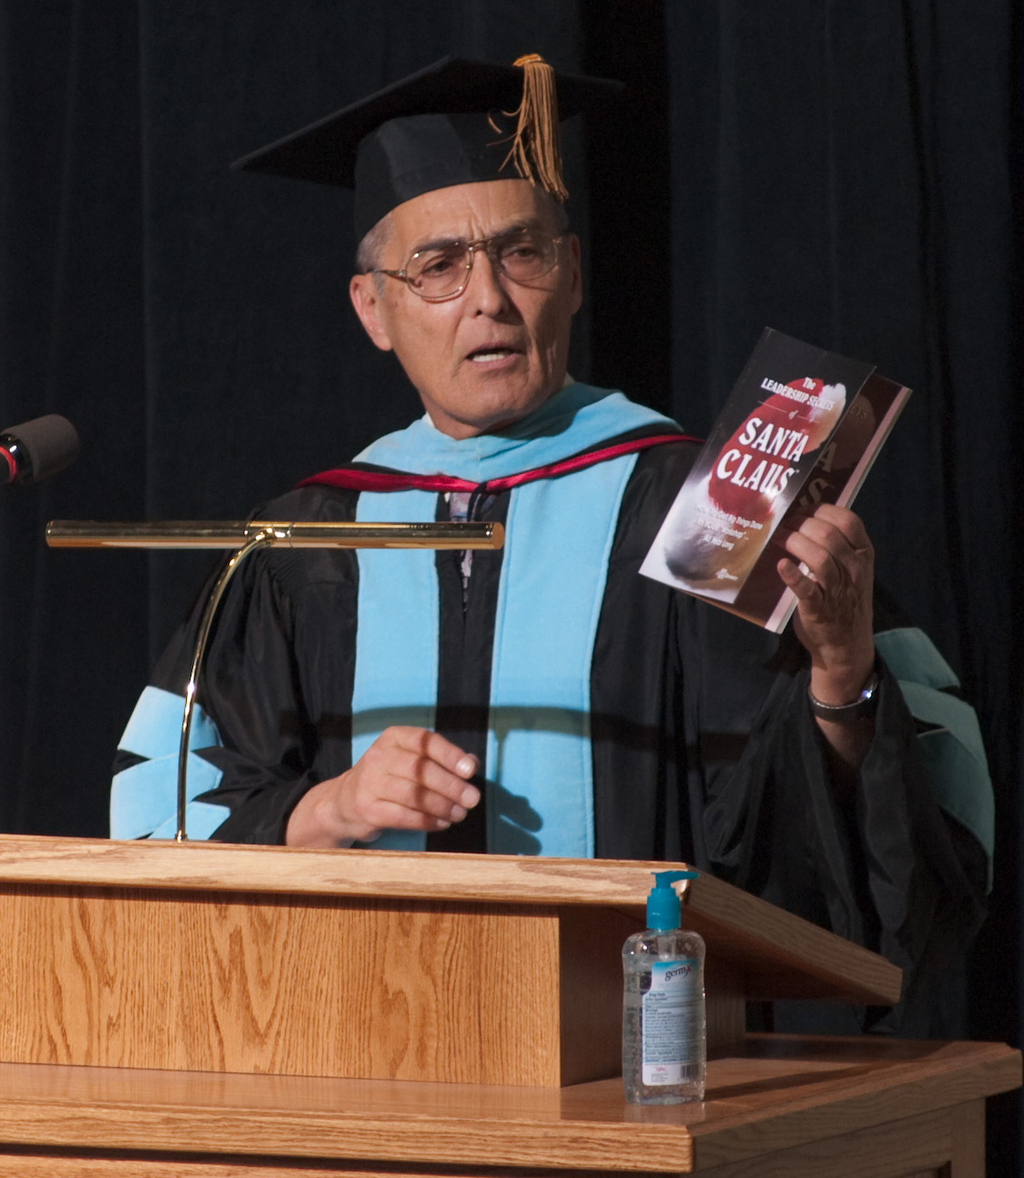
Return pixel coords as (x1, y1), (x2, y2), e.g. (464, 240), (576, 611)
(232, 55), (623, 242)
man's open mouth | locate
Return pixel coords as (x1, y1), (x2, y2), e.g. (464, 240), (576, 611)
(467, 347), (518, 362)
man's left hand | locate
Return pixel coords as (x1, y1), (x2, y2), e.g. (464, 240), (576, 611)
(776, 503), (875, 706)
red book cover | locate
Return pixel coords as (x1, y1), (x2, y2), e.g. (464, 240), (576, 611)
(640, 328), (911, 632)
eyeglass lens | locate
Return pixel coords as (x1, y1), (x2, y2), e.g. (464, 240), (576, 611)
(406, 230), (559, 299)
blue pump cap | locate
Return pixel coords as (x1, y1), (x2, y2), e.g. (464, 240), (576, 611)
(646, 870), (698, 931)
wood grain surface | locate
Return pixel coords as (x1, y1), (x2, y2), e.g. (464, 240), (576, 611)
(0, 881), (739, 1086)
(0, 1160), (701, 1178)
(0, 835), (901, 1005)
(703, 959), (746, 1056)
(686, 1101), (981, 1177)
(0, 888), (568, 1084)
(0, 1036), (1013, 1174)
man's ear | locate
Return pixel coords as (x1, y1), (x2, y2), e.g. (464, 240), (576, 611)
(349, 273), (394, 353)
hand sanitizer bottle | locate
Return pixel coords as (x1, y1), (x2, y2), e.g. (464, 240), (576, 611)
(622, 870), (706, 1104)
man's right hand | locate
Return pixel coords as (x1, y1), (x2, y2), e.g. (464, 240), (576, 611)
(284, 726), (480, 848)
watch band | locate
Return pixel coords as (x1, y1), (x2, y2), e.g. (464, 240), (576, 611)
(808, 671), (879, 721)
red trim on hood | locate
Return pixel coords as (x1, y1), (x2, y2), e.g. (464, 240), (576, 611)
(297, 433), (698, 495)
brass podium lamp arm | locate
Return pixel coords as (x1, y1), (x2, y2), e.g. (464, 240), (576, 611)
(176, 526), (283, 841)
(45, 516), (504, 841)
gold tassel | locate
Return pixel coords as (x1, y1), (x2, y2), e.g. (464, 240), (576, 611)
(494, 53), (569, 203)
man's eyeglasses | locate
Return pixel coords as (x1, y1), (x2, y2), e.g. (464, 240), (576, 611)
(374, 229), (564, 302)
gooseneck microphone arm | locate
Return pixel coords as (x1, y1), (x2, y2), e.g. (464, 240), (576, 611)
(46, 518), (505, 842)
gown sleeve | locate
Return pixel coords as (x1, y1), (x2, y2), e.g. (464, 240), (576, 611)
(682, 593), (991, 1034)
(111, 490), (359, 845)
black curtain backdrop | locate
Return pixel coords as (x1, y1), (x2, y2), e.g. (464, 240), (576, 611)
(1, 1), (1020, 1169)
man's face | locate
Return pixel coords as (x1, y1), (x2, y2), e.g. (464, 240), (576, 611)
(349, 179), (582, 439)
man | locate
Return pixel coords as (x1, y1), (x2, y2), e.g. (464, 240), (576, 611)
(112, 57), (990, 1030)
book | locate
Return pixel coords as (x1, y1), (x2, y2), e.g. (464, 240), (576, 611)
(639, 328), (911, 633)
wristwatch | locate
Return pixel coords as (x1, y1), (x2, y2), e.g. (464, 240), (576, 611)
(808, 671), (879, 721)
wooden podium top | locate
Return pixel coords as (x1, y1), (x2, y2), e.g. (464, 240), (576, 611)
(0, 834), (901, 1006)
(0, 1036), (1016, 1174)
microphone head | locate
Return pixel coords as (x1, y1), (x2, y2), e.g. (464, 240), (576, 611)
(1, 414), (80, 484)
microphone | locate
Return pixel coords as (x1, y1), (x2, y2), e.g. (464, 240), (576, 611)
(1, 415), (80, 487)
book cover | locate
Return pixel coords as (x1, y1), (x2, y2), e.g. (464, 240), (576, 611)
(640, 328), (911, 632)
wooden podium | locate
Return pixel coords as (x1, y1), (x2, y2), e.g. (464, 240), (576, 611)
(0, 834), (1016, 1177)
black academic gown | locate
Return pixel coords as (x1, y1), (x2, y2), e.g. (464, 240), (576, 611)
(114, 437), (987, 1035)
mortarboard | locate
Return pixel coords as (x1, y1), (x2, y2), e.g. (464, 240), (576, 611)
(232, 55), (623, 241)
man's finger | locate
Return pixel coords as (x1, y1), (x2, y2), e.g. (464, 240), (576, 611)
(384, 748), (480, 807)
(389, 727), (480, 780)
(778, 505), (871, 558)
(806, 503), (871, 547)
(777, 557), (824, 602)
(382, 772), (474, 820)
(361, 798), (459, 835)
(781, 529), (842, 591)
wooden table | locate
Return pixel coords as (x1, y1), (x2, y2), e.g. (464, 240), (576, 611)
(0, 1034), (1015, 1177)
